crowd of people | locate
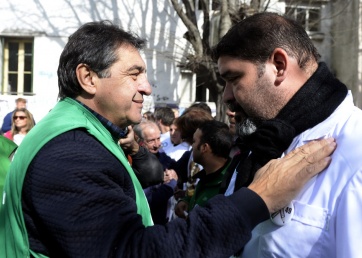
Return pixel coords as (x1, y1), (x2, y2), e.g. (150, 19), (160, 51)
(1, 11), (360, 258)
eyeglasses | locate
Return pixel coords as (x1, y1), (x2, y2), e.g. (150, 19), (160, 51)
(13, 116), (27, 120)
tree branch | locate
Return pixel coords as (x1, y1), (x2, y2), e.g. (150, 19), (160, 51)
(169, 0), (203, 56)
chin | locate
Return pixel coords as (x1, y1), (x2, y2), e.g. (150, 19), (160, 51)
(129, 116), (143, 125)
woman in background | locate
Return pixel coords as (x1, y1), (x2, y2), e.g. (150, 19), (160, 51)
(4, 108), (35, 146)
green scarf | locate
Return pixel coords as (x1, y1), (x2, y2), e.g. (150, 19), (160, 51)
(0, 98), (152, 258)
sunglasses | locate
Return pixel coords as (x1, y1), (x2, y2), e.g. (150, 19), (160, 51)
(13, 116), (27, 120)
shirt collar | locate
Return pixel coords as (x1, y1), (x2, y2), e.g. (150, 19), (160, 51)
(74, 99), (128, 139)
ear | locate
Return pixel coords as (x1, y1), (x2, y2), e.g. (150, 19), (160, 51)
(76, 63), (98, 95)
(201, 143), (210, 153)
(270, 48), (289, 86)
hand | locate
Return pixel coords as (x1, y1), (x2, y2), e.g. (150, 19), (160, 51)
(118, 126), (139, 155)
(175, 200), (188, 219)
(248, 137), (336, 213)
(164, 169), (178, 184)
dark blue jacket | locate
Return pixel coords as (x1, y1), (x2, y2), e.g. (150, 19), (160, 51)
(1, 111), (13, 133)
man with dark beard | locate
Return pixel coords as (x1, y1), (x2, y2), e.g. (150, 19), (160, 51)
(213, 12), (362, 258)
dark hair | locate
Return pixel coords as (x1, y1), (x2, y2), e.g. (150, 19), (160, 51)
(211, 12), (320, 70)
(176, 108), (213, 145)
(188, 102), (212, 115)
(57, 20), (146, 99)
(198, 120), (233, 159)
(143, 111), (155, 122)
(154, 107), (175, 126)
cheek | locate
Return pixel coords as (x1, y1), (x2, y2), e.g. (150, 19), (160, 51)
(233, 86), (246, 103)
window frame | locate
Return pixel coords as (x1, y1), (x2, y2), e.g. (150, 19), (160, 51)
(2, 37), (34, 95)
(285, 4), (321, 32)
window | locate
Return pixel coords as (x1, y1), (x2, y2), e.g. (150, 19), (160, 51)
(2, 38), (34, 95)
(285, 5), (321, 32)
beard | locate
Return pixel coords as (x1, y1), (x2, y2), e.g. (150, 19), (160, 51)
(235, 116), (265, 138)
(236, 118), (257, 137)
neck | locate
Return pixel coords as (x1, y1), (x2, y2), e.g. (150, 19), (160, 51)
(17, 127), (27, 134)
(159, 124), (169, 134)
(202, 156), (228, 175)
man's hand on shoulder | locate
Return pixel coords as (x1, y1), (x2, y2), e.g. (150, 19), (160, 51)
(248, 138), (336, 213)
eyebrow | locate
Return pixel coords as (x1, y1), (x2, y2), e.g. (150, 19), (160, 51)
(127, 65), (146, 73)
(220, 70), (244, 79)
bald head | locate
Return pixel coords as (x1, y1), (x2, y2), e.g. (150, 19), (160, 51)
(133, 121), (161, 154)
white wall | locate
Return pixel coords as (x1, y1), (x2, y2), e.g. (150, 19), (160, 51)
(0, 0), (194, 123)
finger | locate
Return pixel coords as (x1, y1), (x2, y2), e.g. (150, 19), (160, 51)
(283, 139), (335, 187)
(302, 139), (336, 165)
(283, 138), (335, 164)
(291, 139), (336, 179)
(297, 156), (332, 182)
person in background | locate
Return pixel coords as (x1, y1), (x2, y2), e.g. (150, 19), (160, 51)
(118, 125), (164, 189)
(142, 111), (155, 122)
(172, 107), (213, 200)
(188, 102), (212, 116)
(175, 120), (232, 218)
(4, 108), (35, 146)
(212, 12), (360, 257)
(167, 119), (190, 161)
(171, 107), (179, 118)
(1, 98), (27, 134)
(226, 107), (240, 158)
(133, 120), (178, 225)
(133, 120), (176, 169)
(0, 20), (336, 258)
(162, 118), (190, 221)
(153, 107), (175, 155)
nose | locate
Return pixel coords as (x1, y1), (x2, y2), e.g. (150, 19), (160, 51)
(222, 83), (235, 105)
(154, 138), (161, 147)
(139, 74), (152, 96)
(226, 108), (234, 117)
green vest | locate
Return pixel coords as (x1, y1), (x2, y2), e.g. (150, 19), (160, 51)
(0, 98), (152, 258)
(0, 136), (17, 195)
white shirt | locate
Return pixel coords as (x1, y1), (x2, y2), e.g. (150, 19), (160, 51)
(235, 92), (362, 258)
(13, 134), (26, 146)
(160, 132), (173, 155)
(166, 142), (190, 161)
